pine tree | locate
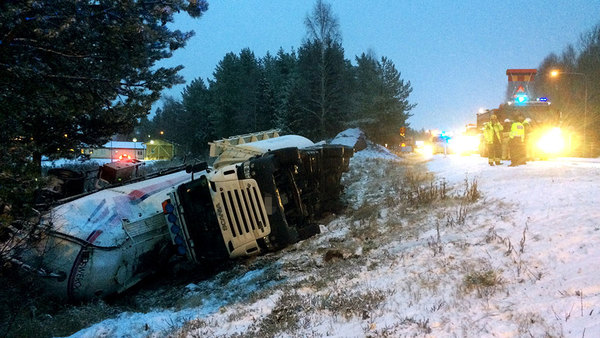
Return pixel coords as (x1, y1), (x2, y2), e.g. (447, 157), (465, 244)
(352, 52), (380, 125)
(297, 40), (348, 140)
(275, 73), (303, 134)
(0, 0), (208, 169)
(372, 57), (415, 146)
(352, 55), (414, 145)
(268, 49), (302, 134)
(300, 0), (350, 140)
(209, 49), (262, 137)
(255, 75), (277, 131)
(182, 78), (213, 155)
(209, 52), (242, 137)
(237, 49), (261, 134)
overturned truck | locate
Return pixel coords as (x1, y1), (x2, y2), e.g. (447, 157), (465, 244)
(9, 131), (353, 300)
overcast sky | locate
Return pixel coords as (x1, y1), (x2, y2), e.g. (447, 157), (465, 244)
(157, 0), (599, 132)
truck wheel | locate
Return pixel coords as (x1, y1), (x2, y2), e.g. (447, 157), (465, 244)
(269, 147), (301, 167)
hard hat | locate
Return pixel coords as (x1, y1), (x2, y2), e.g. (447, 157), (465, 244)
(504, 119), (511, 123)
(524, 118), (531, 123)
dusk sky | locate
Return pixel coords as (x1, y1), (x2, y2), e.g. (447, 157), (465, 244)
(158, 0), (599, 133)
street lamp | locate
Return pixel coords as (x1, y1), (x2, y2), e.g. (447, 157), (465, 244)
(550, 69), (588, 157)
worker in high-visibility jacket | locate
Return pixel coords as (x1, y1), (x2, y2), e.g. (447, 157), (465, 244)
(509, 116), (526, 166)
(483, 114), (503, 166)
(502, 118), (512, 160)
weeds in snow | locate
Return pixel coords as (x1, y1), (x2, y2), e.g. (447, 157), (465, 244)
(463, 269), (504, 299)
(484, 220), (536, 281)
(239, 287), (391, 337)
(429, 300), (446, 312)
(519, 218), (530, 254)
(317, 288), (389, 319)
(365, 316), (432, 337)
(349, 202), (380, 222)
(402, 173), (448, 207)
(428, 221), (443, 256)
(516, 312), (562, 337)
(462, 177), (481, 202)
(444, 202), (469, 228)
(252, 291), (303, 336)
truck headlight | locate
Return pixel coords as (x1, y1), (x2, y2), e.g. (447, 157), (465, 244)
(536, 127), (565, 154)
(449, 135), (479, 154)
(417, 145), (434, 158)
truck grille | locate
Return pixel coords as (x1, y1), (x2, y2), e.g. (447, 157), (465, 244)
(215, 179), (270, 252)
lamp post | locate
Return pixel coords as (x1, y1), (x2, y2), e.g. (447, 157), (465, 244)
(550, 70), (588, 157)
(132, 138), (137, 160)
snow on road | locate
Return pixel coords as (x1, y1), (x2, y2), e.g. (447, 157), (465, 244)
(70, 153), (600, 337)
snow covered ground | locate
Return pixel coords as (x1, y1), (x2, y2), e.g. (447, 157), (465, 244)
(70, 149), (600, 337)
(42, 158), (113, 168)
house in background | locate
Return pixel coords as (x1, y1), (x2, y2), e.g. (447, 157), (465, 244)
(82, 139), (175, 161)
(145, 139), (174, 160)
(83, 141), (146, 161)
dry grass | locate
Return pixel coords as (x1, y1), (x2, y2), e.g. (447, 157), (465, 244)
(251, 291), (304, 336)
(462, 269), (504, 299)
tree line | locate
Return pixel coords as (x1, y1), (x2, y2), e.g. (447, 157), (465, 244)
(138, 1), (415, 157)
(533, 23), (600, 155)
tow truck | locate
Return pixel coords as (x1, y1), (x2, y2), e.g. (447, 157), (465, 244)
(477, 69), (574, 159)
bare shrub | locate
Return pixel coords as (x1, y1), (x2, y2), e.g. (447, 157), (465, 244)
(401, 171), (448, 208)
(444, 202), (468, 228)
(462, 177), (480, 202)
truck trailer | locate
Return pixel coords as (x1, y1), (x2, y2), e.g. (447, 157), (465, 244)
(6, 130), (353, 300)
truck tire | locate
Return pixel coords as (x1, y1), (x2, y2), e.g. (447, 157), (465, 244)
(268, 147), (301, 167)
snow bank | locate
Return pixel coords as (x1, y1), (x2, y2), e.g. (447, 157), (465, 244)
(330, 127), (367, 151)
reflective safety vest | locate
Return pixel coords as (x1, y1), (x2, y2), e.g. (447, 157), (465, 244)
(510, 122), (525, 141)
(483, 122), (503, 144)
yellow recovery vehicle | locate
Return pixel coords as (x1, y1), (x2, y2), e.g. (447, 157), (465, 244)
(477, 69), (576, 159)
